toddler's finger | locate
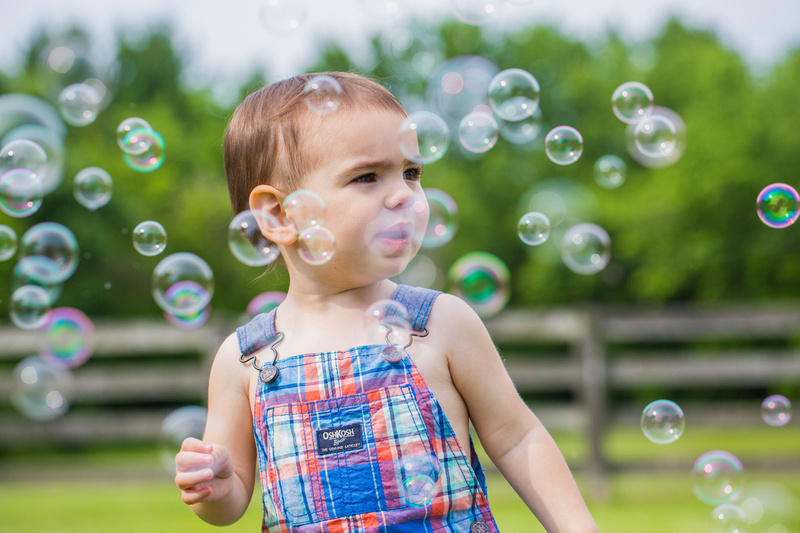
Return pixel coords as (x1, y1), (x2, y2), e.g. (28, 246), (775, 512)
(179, 436), (212, 453)
(175, 467), (214, 490)
(175, 450), (214, 472)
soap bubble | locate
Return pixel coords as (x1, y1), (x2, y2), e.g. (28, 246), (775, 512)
(11, 255), (63, 304)
(2, 124), (66, 194)
(165, 303), (211, 330)
(398, 111), (450, 164)
(448, 251), (510, 317)
(594, 155), (627, 190)
(692, 450), (745, 506)
(116, 117), (152, 154)
(38, 307), (94, 368)
(400, 454), (441, 506)
(499, 108), (542, 145)
(283, 189), (326, 233)
(426, 56), (499, 132)
(158, 405), (208, 475)
(561, 223), (611, 275)
(246, 291), (286, 317)
(458, 111), (499, 153)
(132, 220), (168, 256)
(0, 169), (43, 217)
(152, 253), (214, 316)
(57, 82), (102, 126)
(422, 188), (458, 248)
(626, 106), (686, 168)
(0, 224), (17, 261)
(640, 399), (685, 444)
(298, 226), (336, 265)
(710, 503), (747, 533)
(517, 211), (551, 246)
(364, 299), (413, 358)
(258, 0), (308, 34)
(611, 81), (654, 124)
(0, 138), (49, 180)
(450, 0), (502, 25)
(11, 355), (73, 421)
(228, 209), (280, 266)
(761, 394), (791, 427)
(544, 126), (583, 165)
(122, 128), (166, 172)
(488, 68), (540, 121)
(73, 166), (112, 210)
(20, 222), (79, 284)
(303, 75), (343, 115)
(9, 285), (51, 330)
(756, 184), (799, 229)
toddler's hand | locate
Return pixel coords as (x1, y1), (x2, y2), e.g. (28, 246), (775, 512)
(174, 437), (234, 505)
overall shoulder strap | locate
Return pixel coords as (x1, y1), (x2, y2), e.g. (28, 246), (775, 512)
(236, 309), (278, 356)
(391, 284), (441, 332)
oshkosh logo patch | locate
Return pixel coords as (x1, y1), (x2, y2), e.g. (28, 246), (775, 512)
(316, 423), (363, 455)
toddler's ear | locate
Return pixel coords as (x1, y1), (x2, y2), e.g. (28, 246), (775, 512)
(249, 185), (298, 245)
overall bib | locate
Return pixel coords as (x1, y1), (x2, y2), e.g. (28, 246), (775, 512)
(237, 285), (500, 532)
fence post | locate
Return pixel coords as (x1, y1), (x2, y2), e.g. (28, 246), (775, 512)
(578, 311), (609, 500)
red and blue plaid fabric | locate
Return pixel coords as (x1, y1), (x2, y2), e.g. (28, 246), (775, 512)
(238, 285), (499, 532)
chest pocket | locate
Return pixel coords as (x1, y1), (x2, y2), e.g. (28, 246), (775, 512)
(263, 383), (431, 526)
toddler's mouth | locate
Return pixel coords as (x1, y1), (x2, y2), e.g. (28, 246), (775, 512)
(375, 223), (412, 241)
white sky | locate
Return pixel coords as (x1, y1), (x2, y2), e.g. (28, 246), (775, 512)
(2, 0), (799, 101)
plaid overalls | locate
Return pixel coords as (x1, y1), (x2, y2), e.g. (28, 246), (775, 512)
(237, 285), (499, 532)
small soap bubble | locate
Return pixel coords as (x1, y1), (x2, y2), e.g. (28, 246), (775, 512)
(398, 111), (450, 164)
(246, 291), (286, 317)
(122, 128), (166, 172)
(544, 126), (583, 165)
(488, 68), (540, 121)
(422, 188), (458, 248)
(116, 117), (153, 154)
(517, 211), (550, 246)
(283, 189), (326, 233)
(640, 399), (685, 444)
(364, 299), (413, 349)
(11, 355), (73, 421)
(710, 503), (748, 533)
(258, 0), (308, 34)
(38, 307), (94, 368)
(400, 454), (441, 507)
(499, 108), (542, 145)
(594, 155), (627, 190)
(450, 0), (502, 25)
(73, 166), (112, 211)
(561, 223), (611, 275)
(303, 75), (343, 115)
(692, 450), (745, 506)
(0, 139), (49, 180)
(611, 81), (654, 124)
(132, 220), (168, 256)
(0, 224), (17, 261)
(298, 226), (335, 265)
(633, 114), (678, 159)
(0, 169), (43, 218)
(761, 394), (792, 427)
(757, 184), (799, 229)
(228, 210), (281, 266)
(20, 222), (79, 284)
(57, 82), (102, 126)
(448, 252), (510, 317)
(458, 111), (499, 153)
(158, 405), (208, 475)
(152, 253), (215, 316)
(9, 285), (51, 330)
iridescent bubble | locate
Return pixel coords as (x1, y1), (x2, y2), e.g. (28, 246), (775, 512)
(11, 255), (63, 304)
(132, 220), (167, 256)
(0, 224), (17, 261)
(298, 226), (335, 265)
(448, 251), (510, 317)
(398, 111), (450, 164)
(400, 454), (441, 507)
(634, 114), (678, 158)
(303, 75), (343, 116)
(20, 222), (79, 284)
(611, 81), (654, 124)
(756, 184), (799, 229)
(246, 291), (286, 317)
(57, 82), (102, 126)
(544, 126), (583, 165)
(364, 299), (413, 356)
(158, 405), (208, 475)
(517, 211), (551, 246)
(488, 68), (540, 121)
(499, 108), (542, 145)
(122, 128), (166, 172)
(11, 355), (73, 421)
(561, 223), (611, 275)
(450, 0), (502, 25)
(640, 399), (685, 445)
(228, 210), (281, 266)
(258, 0), (308, 34)
(0, 169), (43, 217)
(116, 117), (153, 154)
(761, 394), (792, 427)
(165, 303), (210, 330)
(692, 450), (745, 506)
(594, 155), (627, 190)
(710, 503), (747, 533)
(0, 138), (49, 180)
(9, 285), (51, 330)
(73, 166), (112, 211)
(38, 307), (94, 368)
(458, 111), (499, 153)
(283, 189), (326, 233)
(152, 253), (214, 316)
(422, 188), (458, 248)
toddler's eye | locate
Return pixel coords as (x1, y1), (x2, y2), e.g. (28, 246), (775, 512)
(353, 173), (377, 183)
(404, 167), (423, 181)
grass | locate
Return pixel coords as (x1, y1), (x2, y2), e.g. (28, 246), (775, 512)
(1, 425), (799, 532)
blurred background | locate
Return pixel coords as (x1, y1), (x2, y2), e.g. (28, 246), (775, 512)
(1, 0), (800, 531)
